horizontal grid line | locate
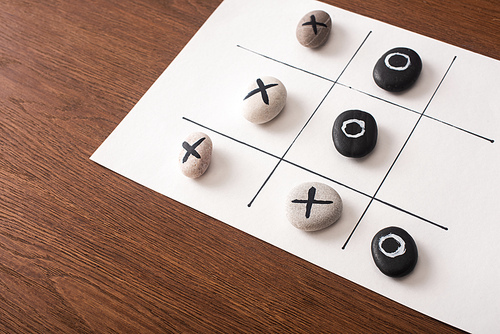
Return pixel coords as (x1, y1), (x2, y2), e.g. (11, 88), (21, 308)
(182, 116), (447, 231)
(237, 44), (494, 144)
(182, 117), (281, 160)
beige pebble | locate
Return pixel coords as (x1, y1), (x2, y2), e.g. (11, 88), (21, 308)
(296, 10), (332, 48)
(286, 182), (342, 231)
(179, 132), (212, 178)
(242, 76), (287, 124)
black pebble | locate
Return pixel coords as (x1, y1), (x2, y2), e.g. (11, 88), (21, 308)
(371, 226), (418, 277)
(373, 47), (422, 92)
(332, 110), (377, 158)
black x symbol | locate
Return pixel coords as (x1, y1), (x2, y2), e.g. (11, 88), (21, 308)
(302, 15), (327, 35)
(292, 186), (333, 218)
(243, 78), (278, 105)
(182, 137), (206, 163)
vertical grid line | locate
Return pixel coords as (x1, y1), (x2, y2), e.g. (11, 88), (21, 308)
(247, 31), (373, 207)
(342, 56), (457, 250)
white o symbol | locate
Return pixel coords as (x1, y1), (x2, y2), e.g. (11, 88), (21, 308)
(378, 233), (406, 258)
(384, 52), (411, 71)
(342, 119), (365, 138)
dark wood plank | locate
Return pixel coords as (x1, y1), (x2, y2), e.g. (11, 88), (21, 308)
(0, 0), (497, 332)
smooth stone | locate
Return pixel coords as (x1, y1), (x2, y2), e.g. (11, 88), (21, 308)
(242, 76), (287, 124)
(178, 132), (212, 178)
(332, 109), (378, 158)
(371, 226), (418, 277)
(373, 47), (422, 92)
(286, 182), (342, 231)
(296, 10), (332, 48)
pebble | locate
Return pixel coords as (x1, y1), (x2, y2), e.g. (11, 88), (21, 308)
(242, 76), (287, 124)
(296, 10), (332, 48)
(332, 109), (378, 158)
(178, 132), (212, 178)
(373, 47), (422, 92)
(286, 182), (342, 231)
(371, 226), (418, 277)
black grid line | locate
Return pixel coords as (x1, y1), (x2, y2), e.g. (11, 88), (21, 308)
(182, 116), (447, 231)
(237, 44), (333, 82)
(247, 31), (372, 207)
(237, 45), (495, 143)
(181, 117), (281, 160)
(341, 56), (457, 249)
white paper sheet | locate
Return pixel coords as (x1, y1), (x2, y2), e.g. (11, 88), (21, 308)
(90, 0), (500, 332)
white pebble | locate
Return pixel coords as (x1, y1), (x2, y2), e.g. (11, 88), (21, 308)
(179, 132), (212, 178)
(296, 10), (332, 48)
(242, 76), (287, 124)
(286, 182), (342, 231)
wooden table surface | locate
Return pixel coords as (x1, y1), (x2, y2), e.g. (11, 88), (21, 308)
(1, 0), (498, 332)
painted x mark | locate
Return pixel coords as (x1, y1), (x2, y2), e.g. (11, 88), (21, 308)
(244, 78), (278, 105)
(182, 137), (206, 163)
(292, 186), (333, 218)
(302, 15), (327, 35)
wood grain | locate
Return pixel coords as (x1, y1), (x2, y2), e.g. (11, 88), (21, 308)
(0, 0), (497, 332)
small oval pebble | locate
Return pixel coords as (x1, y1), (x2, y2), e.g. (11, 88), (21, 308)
(373, 47), (422, 92)
(371, 226), (418, 277)
(242, 76), (287, 124)
(332, 109), (378, 158)
(178, 132), (212, 178)
(286, 182), (342, 231)
(296, 10), (332, 48)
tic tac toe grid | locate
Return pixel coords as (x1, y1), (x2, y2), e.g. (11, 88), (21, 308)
(181, 31), (493, 251)
(90, 0), (500, 331)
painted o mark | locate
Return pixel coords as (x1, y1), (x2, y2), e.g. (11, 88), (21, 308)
(341, 119), (365, 138)
(378, 233), (406, 258)
(384, 52), (411, 71)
